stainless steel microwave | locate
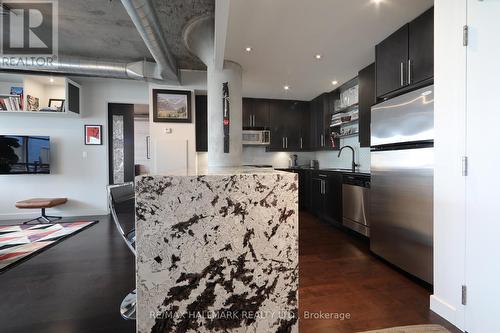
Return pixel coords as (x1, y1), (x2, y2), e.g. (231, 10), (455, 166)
(242, 130), (270, 145)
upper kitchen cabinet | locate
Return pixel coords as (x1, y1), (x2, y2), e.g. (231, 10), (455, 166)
(376, 24), (409, 98)
(408, 7), (434, 86)
(242, 98), (269, 129)
(267, 99), (309, 151)
(376, 7), (434, 99)
(310, 92), (339, 151)
(268, 99), (287, 151)
(358, 63), (376, 148)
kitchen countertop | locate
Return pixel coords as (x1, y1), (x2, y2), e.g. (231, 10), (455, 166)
(135, 171), (298, 332)
(276, 167), (371, 177)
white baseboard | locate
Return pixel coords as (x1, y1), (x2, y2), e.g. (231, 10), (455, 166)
(430, 295), (465, 331)
(0, 209), (109, 221)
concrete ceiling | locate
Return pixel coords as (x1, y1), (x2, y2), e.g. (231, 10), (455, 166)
(225, 0), (434, 101)
(57, 0), (214, 69)
(58, 0), (153, 62)
(154, 0), (215, 70)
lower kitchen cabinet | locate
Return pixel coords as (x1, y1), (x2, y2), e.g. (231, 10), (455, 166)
(309, 171), (342, 225)
(277, 169), (342, 223)
(325, 172), (343, 224)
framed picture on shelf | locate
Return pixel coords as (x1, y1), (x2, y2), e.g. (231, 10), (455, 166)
(26, 95), (39, 111)
(48, 99), (65, 112)
(84, 125), (102, 145)
(152, 89), (192, 123)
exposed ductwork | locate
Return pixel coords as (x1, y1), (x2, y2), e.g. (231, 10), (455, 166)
(182, 14), (215, 67)
(121, 0), (179, 82)
(0, 0), (179, 82)
(0, 55), (162, 80)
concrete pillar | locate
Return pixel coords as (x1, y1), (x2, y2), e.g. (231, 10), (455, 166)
(207, 61), (243, 167)
(183, 15), (243, 168)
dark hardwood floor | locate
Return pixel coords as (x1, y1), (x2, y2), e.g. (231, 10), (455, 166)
(0, 215), (136, 333)
(0, 212), (461, 333)
(299, 211), (461, 333)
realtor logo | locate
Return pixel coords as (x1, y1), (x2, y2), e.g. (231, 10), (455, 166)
(0, 0), (58, 56)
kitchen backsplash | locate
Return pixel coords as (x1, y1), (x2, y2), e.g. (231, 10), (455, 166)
(242, 147), (316, 168)
(315, 136), (370, 171)
(198, 136), (370, 171)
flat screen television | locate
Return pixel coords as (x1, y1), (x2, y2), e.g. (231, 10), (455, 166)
(0, 135), (50, 174)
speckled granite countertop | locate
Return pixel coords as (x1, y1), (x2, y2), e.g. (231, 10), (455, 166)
(135, 172), (299, 333)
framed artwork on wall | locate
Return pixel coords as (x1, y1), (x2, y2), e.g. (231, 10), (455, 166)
(84, 125), (102, 145)
(152, 89), (192, 123)
(48, 98), (65, 112)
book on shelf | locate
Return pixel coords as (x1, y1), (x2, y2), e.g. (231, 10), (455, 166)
(0, 95), (22, 111)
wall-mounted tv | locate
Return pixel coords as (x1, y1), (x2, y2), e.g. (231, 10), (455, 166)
(0, 135), (50, 174)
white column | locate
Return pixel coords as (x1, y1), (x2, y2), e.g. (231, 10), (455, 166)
(207, 60), (243, 168)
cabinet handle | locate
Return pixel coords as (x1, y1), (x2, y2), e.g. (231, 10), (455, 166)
(249, 115), (252, 127)
(146, 136), (151, 159)
(320, 134), (324, 147)
(285, 137), (288, 149)
(252, 115), (256, 127)
(282, 137), (285, 149)
(300, 137), (303, 149)
(400, 62), (405, 86)
(408, 59), (412, 85)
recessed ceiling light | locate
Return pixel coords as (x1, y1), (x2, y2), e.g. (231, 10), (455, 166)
(332, 80), (338, 85)
(284, 85), (290, 91)
(49, 77), (54, 83)
(315, 54), (322, 60)
(245, 47), (252, 52)
(372, 0), (383, 4)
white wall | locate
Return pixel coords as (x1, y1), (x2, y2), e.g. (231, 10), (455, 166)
(431, 0), (467, 330)
(0, 78), (149, 219)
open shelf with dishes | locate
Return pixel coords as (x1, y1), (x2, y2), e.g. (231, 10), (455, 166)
(0, 72), (81, 116)
(328, 78), (360, 141)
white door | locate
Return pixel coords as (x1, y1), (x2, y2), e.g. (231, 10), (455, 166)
(465, 1), (500, 332)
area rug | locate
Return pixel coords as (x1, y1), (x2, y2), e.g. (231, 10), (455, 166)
(358, 324), (450, 333)
(0, 221), (98, 273)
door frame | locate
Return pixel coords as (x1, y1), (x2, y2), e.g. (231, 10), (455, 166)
(108, 103), (135, 185)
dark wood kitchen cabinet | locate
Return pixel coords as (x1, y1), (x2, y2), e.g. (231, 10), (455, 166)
(325, 172), (343, 224)
(358, 63), (376, 148)
(242, 98), (270, 129)
(310, 171), (342, 225)
(268, 100), (287, 150)
(376, 7), (434, 99)
(408, 7), (434, 86)
(195, 94), (208, 152)
(310, 92), (339, 150)
(376, 24), (409, 98)
(268, 99), (309, 151)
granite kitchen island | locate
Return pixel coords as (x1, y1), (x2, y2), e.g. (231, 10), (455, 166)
(135, 168), (298, 333)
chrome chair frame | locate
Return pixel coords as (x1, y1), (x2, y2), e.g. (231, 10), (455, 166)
(107, 182), (136, 321)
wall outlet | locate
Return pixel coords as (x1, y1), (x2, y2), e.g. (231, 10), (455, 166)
(82, 151), (87, 159)
(165, 128), (173, 134)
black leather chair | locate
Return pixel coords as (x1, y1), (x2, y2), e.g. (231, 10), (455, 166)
(107, 182), (136, 320)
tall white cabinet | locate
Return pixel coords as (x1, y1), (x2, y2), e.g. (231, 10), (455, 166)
(433, 0), (500, 331)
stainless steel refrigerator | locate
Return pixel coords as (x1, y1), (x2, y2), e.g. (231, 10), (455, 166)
(370, 85), (434, 284)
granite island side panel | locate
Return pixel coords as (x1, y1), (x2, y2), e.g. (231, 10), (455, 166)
(135, 171), (298, 333)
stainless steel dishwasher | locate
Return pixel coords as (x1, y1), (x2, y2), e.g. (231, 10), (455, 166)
(342, 174), (370, 237)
